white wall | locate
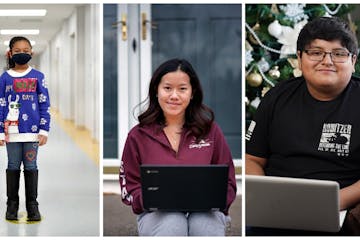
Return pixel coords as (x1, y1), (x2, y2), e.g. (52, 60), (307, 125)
(39, 4), (100, 142)
(89, 4), (100, 140)
(0, 55), (6, 73)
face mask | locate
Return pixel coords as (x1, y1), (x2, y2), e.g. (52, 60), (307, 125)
(11, 53), (32, 65)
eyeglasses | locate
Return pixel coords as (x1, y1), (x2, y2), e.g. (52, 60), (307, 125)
(303, 49), (352, 63)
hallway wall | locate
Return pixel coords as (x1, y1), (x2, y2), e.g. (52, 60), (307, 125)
(40, 4), (100, 141)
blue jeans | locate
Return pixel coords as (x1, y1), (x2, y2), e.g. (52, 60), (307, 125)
(6, 142), (39, 170)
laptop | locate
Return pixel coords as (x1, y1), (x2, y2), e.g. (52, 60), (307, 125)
(246, 175), (347, 232)
(140, 165), (228, 212)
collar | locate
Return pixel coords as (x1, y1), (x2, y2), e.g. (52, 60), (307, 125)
(7, 66), (32, 77)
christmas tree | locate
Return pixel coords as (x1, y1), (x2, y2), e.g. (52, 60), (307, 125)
(245, 4), (359, 127)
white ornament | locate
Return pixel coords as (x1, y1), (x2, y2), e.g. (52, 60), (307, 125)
(269, 66), (281, 79)
(279, 4), (309, 23)
(250, 97), (261, 109)
(257, 58), (270, 72)
(277, 20), (308, 57)
(268, 20), (283, 38)
(245, 50), (254, 68)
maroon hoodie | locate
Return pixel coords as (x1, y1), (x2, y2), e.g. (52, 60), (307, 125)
(119, 122), (237, 215)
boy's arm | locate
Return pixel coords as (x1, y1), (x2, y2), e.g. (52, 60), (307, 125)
(245, 153), (267, 175)
(340, 180), (360, 210)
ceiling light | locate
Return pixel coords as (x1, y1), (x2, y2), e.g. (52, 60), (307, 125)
(4, 40), (36, 46)
(0, 9), (46, 17)
(0, 29), (40, 35)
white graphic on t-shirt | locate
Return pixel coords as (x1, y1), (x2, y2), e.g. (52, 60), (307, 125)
(318, 123), (351, 157)
(246, 120), (256, 141)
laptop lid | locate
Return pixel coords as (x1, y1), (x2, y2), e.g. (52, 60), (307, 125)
(141, 165), (228, 212)
(246, 175), (345, 232)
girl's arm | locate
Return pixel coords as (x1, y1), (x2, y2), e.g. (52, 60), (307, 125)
(211, 123), (237, 215)
(36, 72), (50, 138)
(120, 133), (144, 214)
(0, 74), (6, 143)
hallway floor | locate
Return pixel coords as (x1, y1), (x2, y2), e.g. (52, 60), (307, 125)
(0, 120), (99, 236)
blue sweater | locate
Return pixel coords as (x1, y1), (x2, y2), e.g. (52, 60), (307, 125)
(0, 67), (51, 142)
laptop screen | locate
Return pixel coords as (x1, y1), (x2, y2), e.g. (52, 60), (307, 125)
(141, 165), (228, 212)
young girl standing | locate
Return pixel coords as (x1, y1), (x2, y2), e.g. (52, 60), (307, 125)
(0, 36), (51, 221)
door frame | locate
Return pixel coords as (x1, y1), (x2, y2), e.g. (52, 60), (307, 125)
(104, 4), (151, 167)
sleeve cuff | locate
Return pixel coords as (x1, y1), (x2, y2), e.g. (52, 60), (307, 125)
(39, 129), (49, 137)
(0, 133), (4, 140)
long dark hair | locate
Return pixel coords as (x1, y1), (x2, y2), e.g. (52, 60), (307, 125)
(138, 58), (214, 141)
(7, 36), (32, 69)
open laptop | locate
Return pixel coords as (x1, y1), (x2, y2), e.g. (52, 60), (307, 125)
(140, 165), (228, 212)
(246, 175), (347, 233)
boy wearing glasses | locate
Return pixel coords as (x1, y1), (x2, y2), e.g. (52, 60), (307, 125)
(246, 17), (360, 235)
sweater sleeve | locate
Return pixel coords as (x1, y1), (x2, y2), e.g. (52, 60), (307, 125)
(211, 123), (237, 215)
(119, 131), (144, 214)
(37, 72), (51, 135)
(0, 74), (6, 140)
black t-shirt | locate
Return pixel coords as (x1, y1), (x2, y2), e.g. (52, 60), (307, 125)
(246, 76), (360, 188)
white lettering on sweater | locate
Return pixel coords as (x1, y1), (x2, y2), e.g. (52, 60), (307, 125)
(189, 139), (211, 149)
(119, 160), (133, 203)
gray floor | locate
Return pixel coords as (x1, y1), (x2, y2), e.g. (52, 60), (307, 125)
(0, 121), (99, 236)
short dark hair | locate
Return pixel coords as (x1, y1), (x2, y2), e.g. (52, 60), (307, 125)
(138, 58), (214, 141)
(297, 17), (358, 56)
